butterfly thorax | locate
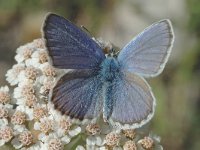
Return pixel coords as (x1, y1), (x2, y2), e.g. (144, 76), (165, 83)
(100, 57), (120, 82)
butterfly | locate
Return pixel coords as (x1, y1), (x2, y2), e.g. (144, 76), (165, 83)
(42, 13), (174, 129)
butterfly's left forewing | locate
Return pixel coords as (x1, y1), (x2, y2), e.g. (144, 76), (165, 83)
(118, 20), (174, 77)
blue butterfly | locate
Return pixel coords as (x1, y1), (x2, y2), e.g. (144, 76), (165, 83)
(42, 13), (174, 129)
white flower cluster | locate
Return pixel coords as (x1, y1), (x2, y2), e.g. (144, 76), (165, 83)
(0, 39), (163, 150)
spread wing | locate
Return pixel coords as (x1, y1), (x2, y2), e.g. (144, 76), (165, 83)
(104, 72), (156, 129)
(50, 70), (103, 122)
(43, 13), (105, 69)
(118, 20), (174, 77)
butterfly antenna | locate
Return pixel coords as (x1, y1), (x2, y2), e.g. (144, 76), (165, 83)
(81, 25), (92, 37)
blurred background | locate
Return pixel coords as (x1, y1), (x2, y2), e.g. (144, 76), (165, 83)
(0, 0), (199, 149)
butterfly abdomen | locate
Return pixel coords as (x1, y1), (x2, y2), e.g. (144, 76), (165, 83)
(100, 57), (120, 82)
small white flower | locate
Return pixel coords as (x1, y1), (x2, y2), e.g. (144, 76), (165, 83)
(15, 94), (38, 108)
(56, 118), (72, 136)
(11, 110), (26, 125)
(0, 104), (14, 127)
(0, 126), (13, 146)
(15, 42), (36, 63)
(11, 128), (33, 149)
(6, 64), (25, 86)
(86, 123), (101, 135)
(0, 86), (11, 104)
(40, 62), (57, 77)
(33, 38), (46, 49)
(16, 105), (33, 121)
(39, 133), (70, 150)
(39, 77), (56, 96)
(49, 105), (77, 136)
(123, 140), (137, 150)
(13, 82), (36, 104)
(0, 103), (13, 115)
(26, 49), (49, 68)
(33, 104), (48, 120)
(104, 131), (120, 147)
(138, 133), (163, 150)
(34, 115), (55, 135)
(17, 66), (39, 84)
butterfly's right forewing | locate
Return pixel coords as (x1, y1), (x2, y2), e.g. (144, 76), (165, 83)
(43, 13), (105, 69)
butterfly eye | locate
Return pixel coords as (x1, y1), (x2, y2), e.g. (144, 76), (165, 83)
(107, 47), (120, 58)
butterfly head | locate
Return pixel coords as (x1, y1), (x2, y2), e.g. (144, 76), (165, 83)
(94, 38), (119, 57)
(106, 46), (120, 58)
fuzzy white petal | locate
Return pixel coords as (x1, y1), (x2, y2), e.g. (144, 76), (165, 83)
(34, 122), (40, 130)
(61, 135), (71, 144)
(76, 145), (85, 150)
(68, 127), (81, 137)
(11, 137), (23, 149)
(0, 118), (8, 127)
(0, 140), (5, 146)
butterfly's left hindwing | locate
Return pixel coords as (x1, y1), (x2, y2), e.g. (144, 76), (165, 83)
(51, 70), (103, 122)
(104, 71), (155, 129)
